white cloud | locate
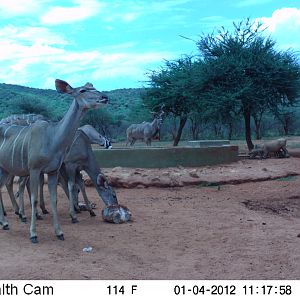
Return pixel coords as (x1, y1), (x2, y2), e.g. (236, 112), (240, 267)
(260, 7), (300, 33)
(40, 0), (105, 25)
(259, 8), (300, 50)
(0, 25), (68, 46)
(122, 12), (140, 23)
(0, 0), (45, 17)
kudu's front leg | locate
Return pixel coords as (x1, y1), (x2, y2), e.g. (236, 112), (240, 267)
(48, 172), (64, 240)
(29, 170), (40, 243)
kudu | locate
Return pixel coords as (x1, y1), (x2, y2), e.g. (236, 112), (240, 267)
(12, 124), (114, 223)
(126, 111), (164, 146)
(0, 79), (108, 243)
(59, 124), (117, 223)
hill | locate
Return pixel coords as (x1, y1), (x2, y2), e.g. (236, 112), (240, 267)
(0, 82), (145, 123)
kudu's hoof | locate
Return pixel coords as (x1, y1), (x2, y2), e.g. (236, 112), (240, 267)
(90, 211), (96, 217)
(15, 211), (20, 216)
(3, 224), (9, 230)
(42, 209), (49, 215)
(21, 217), (27, 223)
(71, 218), (79, 224)
(30, 236), (38, 244)
(3, 211), (7, 216)
(36, 214), (43, 220)
(57, 234), (64, 241)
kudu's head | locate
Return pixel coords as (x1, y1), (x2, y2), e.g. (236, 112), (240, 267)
(55, 79), (108, 110)
(96, 173), (118, 206)
(79, 125), (112, 149)
(151, 110), (164, 128)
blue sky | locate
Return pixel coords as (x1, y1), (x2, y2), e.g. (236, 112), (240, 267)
(0, 0), (299, 91)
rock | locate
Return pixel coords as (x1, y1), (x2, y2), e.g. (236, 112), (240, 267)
(111, 167), (123, 173)
(189, 171), (199, 178)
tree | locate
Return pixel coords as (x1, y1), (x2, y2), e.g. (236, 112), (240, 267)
(197, 18), (300, 150)
(143, 56), (200, 146)
(81, 107), (114, 137)
(8, 95), (51, 118)
(272, 105), (297, 136)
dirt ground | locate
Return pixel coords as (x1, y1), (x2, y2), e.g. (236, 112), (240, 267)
(1, 158), (300, 280)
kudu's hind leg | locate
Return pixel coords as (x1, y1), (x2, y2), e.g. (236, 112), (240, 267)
(76, 172), (96, 217)
(0, 169), (10, 230)
(66, 169), (79, 223)
(17, 176), (28, 223)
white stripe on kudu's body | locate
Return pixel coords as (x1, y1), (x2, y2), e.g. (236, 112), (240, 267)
(11, 126), (27, 169)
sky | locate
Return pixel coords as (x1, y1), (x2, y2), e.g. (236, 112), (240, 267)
(0, 0), (300, 91)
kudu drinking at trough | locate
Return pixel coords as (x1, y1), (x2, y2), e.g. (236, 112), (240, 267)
(126, 110), (164, 146)
(0, 79), (108, 243)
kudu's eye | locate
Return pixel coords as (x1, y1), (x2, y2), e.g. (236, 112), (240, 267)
(79, 89), (86, 93)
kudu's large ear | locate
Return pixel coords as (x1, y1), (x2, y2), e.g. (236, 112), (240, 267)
(55, 79), (73, 94)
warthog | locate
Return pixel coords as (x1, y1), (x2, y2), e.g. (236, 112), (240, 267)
(249, 138), (289, 159)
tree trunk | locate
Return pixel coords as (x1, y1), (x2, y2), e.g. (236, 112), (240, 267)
(173, 116), (187, 146)
(244, 110), (254, 150)
(252, 113), (262, 140)
(189, 116), (200, 140)
(227, 122), (233, 140)
(283, 123), (289, 136)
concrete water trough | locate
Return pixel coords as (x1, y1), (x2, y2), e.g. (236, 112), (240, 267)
(93, 145), (239, 168)
(188, 140), (230, 147)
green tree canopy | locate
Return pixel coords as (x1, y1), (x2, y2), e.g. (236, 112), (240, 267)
(143, 56), (201, 145)
(197, 18), (300, 149)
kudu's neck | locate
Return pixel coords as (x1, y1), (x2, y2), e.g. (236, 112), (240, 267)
(151, 118), (160, 130)
(53, 99), (86, 150)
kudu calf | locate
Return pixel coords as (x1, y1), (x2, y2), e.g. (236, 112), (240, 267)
(126, 111), (164, 146)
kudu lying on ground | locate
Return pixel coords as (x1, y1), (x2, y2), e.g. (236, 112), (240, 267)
(0, 79), (109, 243)
(126, 111), (164, 146)
(249, 138), (289, 159)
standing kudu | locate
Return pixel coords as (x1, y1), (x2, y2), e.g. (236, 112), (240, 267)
(0, 79), (108, 243)
(126, 111), (164, 146)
